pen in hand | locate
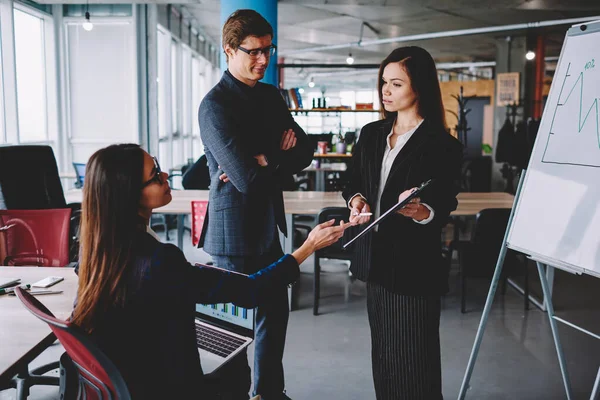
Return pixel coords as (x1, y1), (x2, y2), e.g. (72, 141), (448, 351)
(351, 212), (372, 217)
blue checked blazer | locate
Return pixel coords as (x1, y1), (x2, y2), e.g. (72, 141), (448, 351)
(198, 71), (313, 256)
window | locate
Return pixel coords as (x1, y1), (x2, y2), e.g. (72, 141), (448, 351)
(182, 47), (192, 161)
(191, 56), (205, 159)
(13, 9), (47, 142)
(170, 40), (178, 135)
(157, 28), (169, 140)
(0, 38), (4, 144)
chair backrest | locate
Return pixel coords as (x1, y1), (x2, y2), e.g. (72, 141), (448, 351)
(461, 156), (492, 192)
(72, 163), (86, 189)
(316, 207), (352, 258)
(471, 208), (511, 264)
(0, 145), (67, 210)
(15, 287), (131, 400)
(0, 209), (71, 266)
(191, 200), (208, 247)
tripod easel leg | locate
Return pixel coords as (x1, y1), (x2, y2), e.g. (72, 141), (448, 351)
(590, 367), (600, 400)
(536, 262), (572, 400)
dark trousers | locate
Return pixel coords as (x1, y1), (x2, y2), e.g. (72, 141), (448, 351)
(367, 281), (443, 400)
(212, 239), (288, 400)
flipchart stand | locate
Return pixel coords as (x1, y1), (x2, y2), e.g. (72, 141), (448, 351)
(458, 172), (600, 400)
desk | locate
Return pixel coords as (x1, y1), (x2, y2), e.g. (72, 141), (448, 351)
(64, 189), (514, 310)
(0, 267), (78, 388)
(64, 189), (515, 249)
(313, 153), (352, 159)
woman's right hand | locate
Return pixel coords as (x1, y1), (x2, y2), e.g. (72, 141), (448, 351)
(292, 219), (350, 265)
(306, 219), (350, 251)
(349, 197), (372, 225)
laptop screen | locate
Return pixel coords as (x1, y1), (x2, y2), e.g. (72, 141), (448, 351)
(196, 303), (254, 331)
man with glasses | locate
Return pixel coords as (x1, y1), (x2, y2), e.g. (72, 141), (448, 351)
(198, 9), (313, 400)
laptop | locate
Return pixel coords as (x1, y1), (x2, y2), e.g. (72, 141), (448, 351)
(194, 264), (254, 374)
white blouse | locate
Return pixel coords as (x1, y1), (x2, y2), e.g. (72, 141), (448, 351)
(349, 120), (434, 225)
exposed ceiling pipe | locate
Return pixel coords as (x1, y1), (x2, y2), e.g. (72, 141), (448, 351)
(280, 15), (600, 56)
(299, 57), (557, 81)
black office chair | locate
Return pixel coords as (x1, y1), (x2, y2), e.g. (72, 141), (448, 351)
(0, 145), (81, 263)
(313, 207), (353, 315)
(461, 156), (492, 192)
(457, 208), (528, 313)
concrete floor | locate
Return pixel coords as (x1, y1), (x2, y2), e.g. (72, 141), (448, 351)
(2, 227), (599, 400)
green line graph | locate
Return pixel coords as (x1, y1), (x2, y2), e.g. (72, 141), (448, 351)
(542, 62), (600, 168)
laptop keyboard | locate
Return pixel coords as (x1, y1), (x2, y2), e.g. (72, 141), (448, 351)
(195, 323), (247, 358)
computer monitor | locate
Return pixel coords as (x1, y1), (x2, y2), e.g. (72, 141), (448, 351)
(196, 303), (254, 332)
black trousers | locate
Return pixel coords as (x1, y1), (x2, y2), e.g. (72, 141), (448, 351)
(367, 281), (443, 400)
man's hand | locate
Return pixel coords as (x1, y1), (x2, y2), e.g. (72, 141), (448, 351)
(217, 165), (229, 183)
(218, 155), (268, 185)
(280, 129), (297, 151)
(254, 154), (268, 167)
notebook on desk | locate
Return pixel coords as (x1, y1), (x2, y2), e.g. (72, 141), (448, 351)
(194, 263), (254, 374)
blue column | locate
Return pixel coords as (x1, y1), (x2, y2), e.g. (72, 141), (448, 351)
(220, 0), (278, 86)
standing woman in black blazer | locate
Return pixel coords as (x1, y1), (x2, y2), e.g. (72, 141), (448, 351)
(343, 46), (463, 400)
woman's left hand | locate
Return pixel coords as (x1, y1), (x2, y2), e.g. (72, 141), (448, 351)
(396, 188), (430, 221)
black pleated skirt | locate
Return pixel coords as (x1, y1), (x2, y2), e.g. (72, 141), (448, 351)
(367, 281), (443, 400)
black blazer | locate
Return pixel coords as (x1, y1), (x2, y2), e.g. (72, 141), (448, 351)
(82, 231), (299, 399)
(342, 118), (463, 296)
(198, 72), (313, 257)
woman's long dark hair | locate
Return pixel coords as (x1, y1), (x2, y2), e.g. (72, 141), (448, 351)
(378, 46), (447, 131)
(71, 144), (145, 332)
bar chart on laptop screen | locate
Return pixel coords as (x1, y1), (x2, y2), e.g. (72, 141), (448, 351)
(196, 303), (254, 330)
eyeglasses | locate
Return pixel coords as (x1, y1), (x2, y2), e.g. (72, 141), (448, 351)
(237, 44), (277, 59)
(142, 157), (164, 188)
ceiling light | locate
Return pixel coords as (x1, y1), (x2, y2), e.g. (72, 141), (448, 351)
(308, 78), (315, 88)
(82, 11), (93, 31)
(346, 53), (354, 65)
(298, 88), (305, 94)
(525, 50), (535, 61)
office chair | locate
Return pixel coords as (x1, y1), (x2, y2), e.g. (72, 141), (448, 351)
(0, 209), (71, 266)
(0, 145), (81, 263)
(15, 287), (132, 400)
(461, 156), (492, 192)
(457, 208), (528, 313)
(72, 163), (86, 189)
(313, 207), (353, 315)
(191, 200), (208, 247)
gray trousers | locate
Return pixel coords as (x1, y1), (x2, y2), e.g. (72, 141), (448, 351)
(211, 239), (287, 400)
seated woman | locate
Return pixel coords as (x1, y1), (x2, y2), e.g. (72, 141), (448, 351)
(71, 144), (348, 398)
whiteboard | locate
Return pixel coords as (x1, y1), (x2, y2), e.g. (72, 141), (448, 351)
(507, 20), (600, 277)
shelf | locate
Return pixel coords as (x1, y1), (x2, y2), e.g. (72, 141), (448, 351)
(289, 108), (378, 113)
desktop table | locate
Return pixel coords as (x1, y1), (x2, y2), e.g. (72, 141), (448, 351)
(64, 189), (515, 310)
(0, 267), (78, 388)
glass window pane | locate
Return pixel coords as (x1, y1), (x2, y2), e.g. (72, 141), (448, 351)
(14, 9), (47, 142)
(157, 29), (169, 139)
(171, 40), (178, 134)
(182, 47), (191, 136)
(0, 39), (4, 143)
(191, 57), (201, 137)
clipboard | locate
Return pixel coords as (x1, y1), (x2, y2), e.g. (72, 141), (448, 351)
(342, 179), (434, 250)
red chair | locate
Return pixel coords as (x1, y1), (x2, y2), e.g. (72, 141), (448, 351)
(0, 209), (71, 267)
(14, 287), (131, 400)
(191, 201), (208, 247)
